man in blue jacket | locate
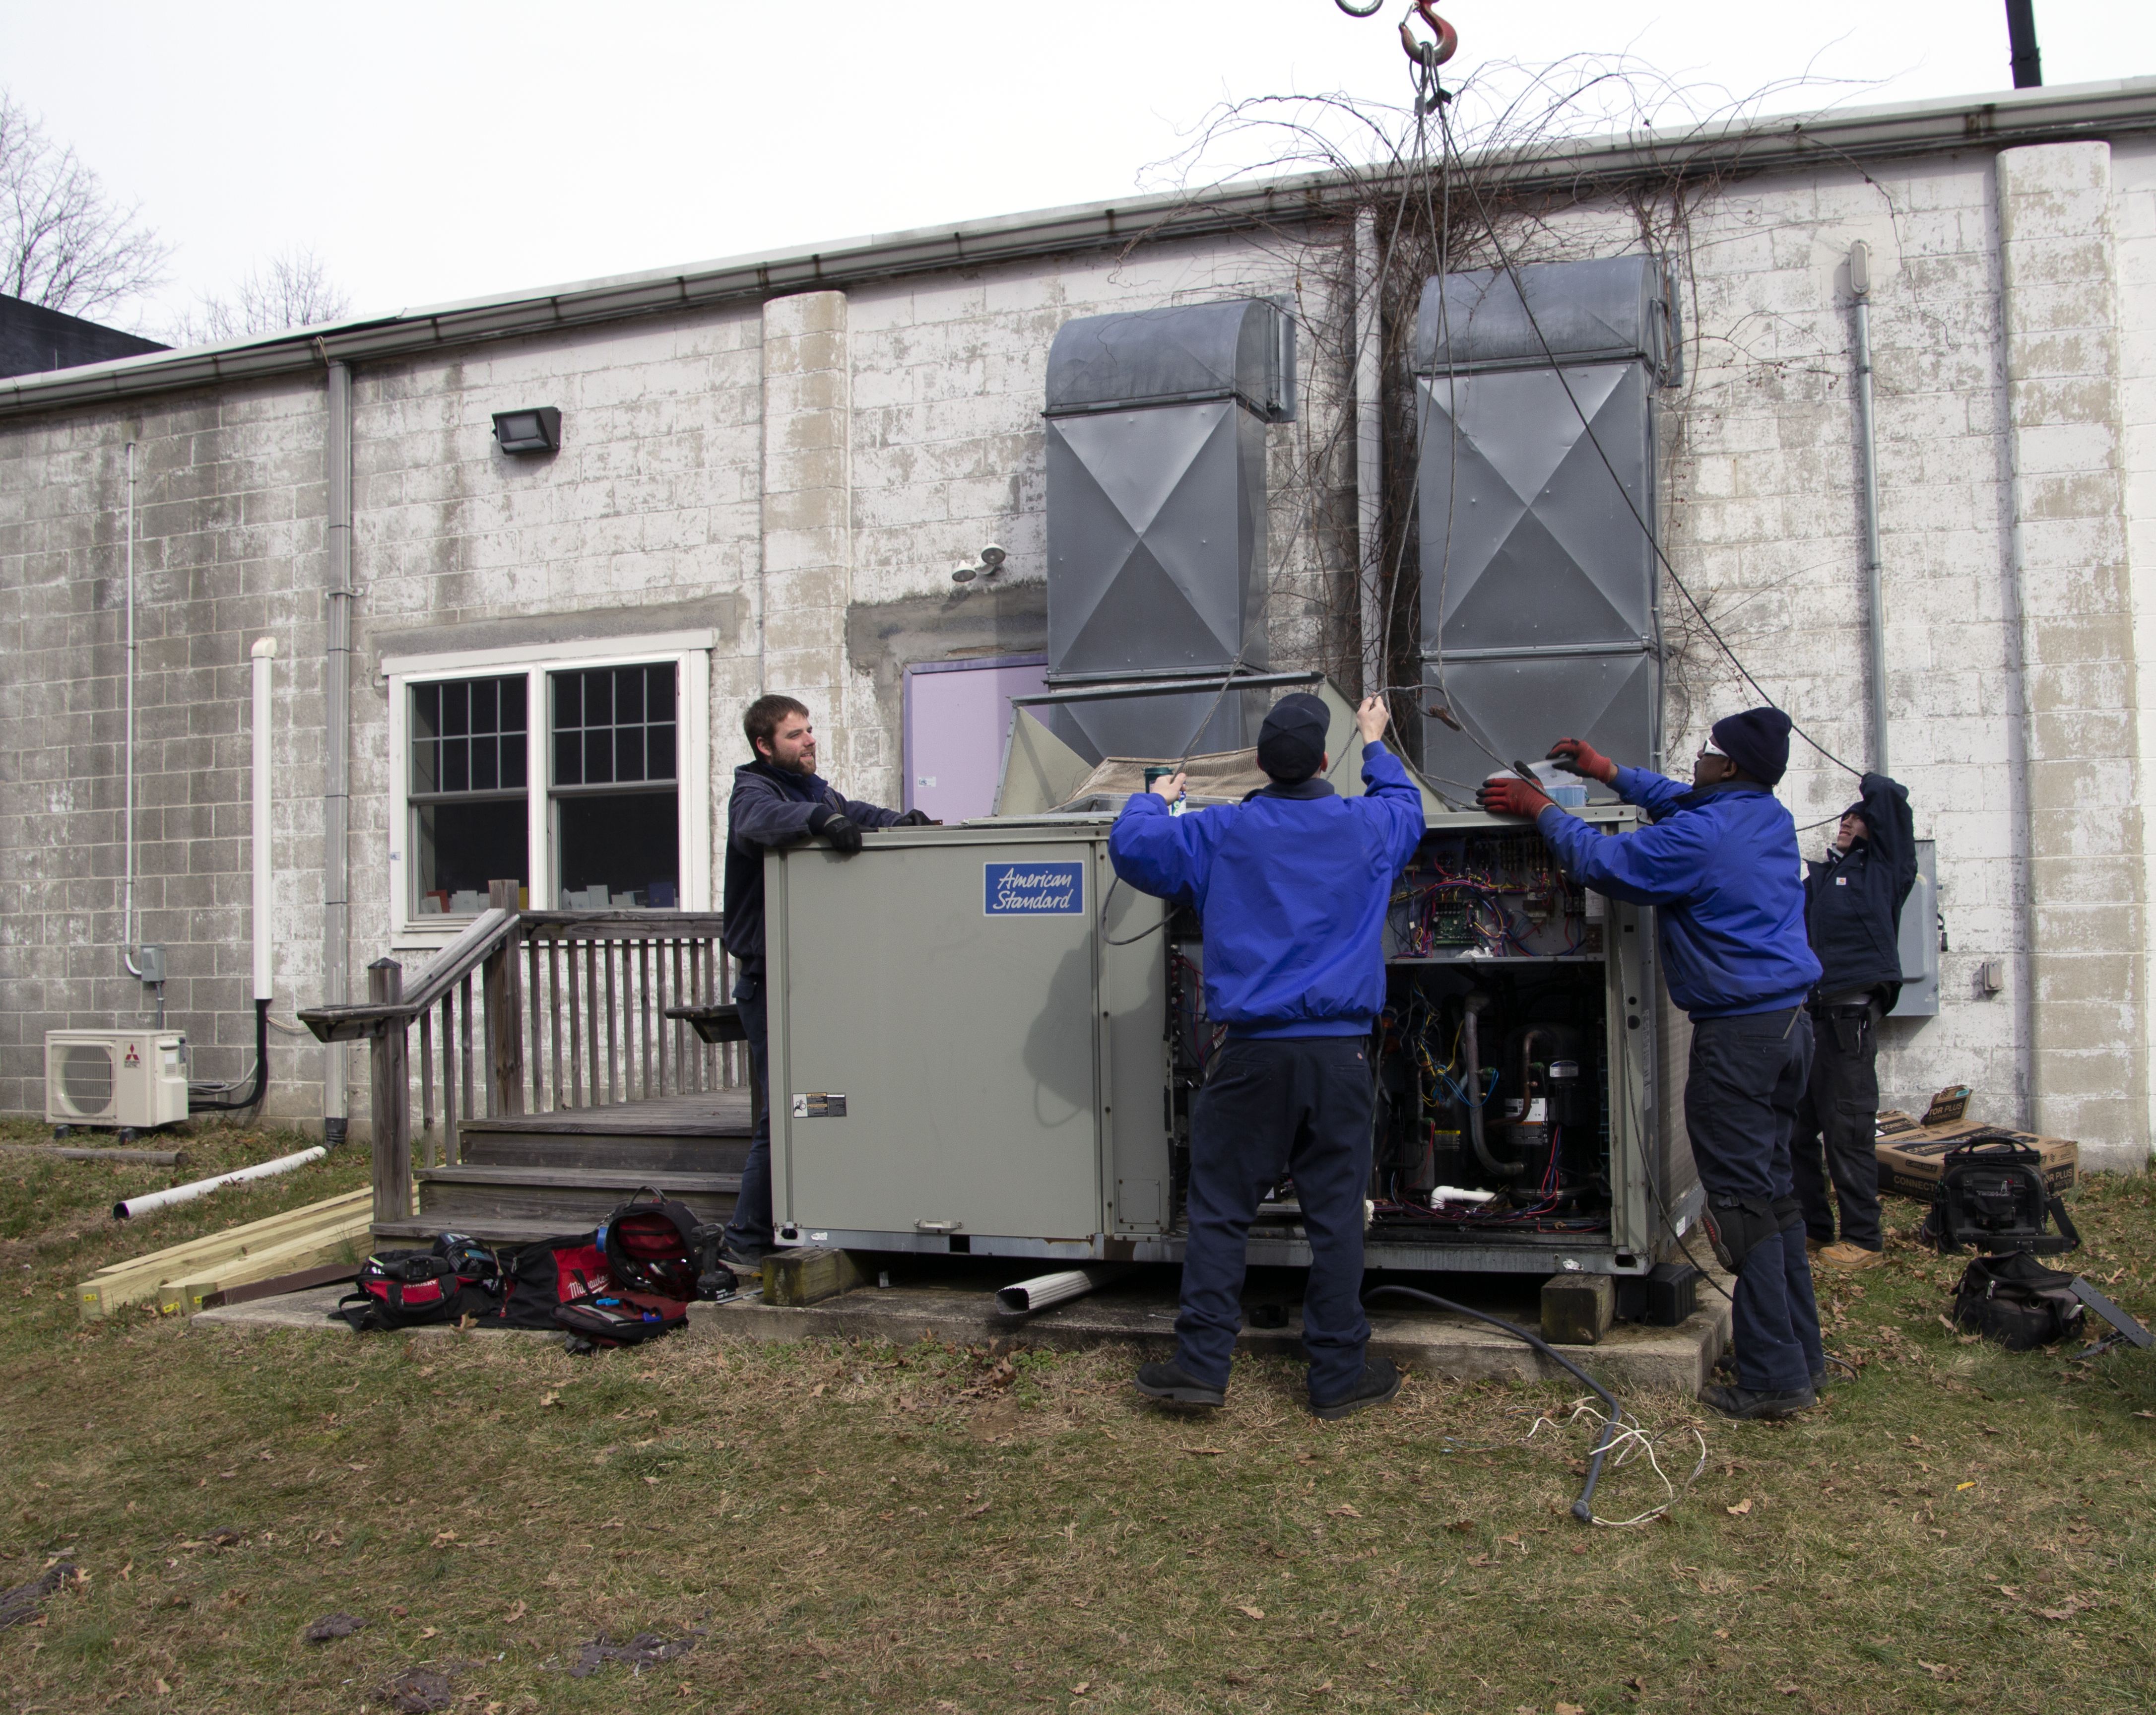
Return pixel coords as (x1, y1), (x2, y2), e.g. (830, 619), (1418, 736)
(1479, 709), (1827, 1421)
(1797, 773), (1917, 1271)
(1109, 692), (1426, 1419)
(718, 694), (926, 1266)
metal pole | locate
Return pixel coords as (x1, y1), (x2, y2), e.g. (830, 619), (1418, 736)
(2006, 0), (2043, 89)
(323, 362), (354, 1143)
(1850, 243), (1889, 776)
(1355, 207), (1384, 699)
(121, 441), (141, 984)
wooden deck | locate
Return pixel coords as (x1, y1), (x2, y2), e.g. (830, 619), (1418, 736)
(458, 1090), (753, 1139)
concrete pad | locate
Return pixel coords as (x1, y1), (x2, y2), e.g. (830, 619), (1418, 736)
(687, 1270), (1734, 1397)
(196, 1271), (1734, 1396)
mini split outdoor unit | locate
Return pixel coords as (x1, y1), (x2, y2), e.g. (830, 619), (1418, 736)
(44, 1030), (190, 1130)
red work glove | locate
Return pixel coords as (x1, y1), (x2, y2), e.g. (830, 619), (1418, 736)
(1546, 736), (1618, 785)
(1476, 775), (1555, 819)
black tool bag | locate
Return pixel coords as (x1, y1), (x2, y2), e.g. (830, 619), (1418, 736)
(598, 1189), (728, 1300)
(335, 1234), (501, 1331)
(1952, 1252), (2087, 1351)
(1920, 1133), (2081, 1256)
(555, 1287), (692, 1349)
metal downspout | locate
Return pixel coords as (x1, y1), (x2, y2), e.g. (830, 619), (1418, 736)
(1850, 243), (1890, 775)
(1355, 208), (1383, 697)
(120, 440), (143, 988)
(323, 363), (353, 1145)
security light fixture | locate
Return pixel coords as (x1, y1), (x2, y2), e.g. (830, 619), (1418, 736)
(492, 407), (562, 456)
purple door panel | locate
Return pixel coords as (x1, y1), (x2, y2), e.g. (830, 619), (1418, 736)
(903, 658), (1050, 822)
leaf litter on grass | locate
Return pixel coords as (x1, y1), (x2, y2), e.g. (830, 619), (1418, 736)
(1, 1121), (2156, 1711)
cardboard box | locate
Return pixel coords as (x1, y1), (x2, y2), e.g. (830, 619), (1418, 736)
(1875, 1121), (2079, 1201)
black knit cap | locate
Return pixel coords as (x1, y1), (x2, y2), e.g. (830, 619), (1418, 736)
(1256, 693), (1329, 783)
(1709, 707), (1793, 787)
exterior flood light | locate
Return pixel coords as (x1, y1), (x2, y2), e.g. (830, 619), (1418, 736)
(492, 407), (562, 455)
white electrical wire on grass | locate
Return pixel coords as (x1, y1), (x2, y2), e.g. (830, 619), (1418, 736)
(1528, 1401), (1709, 1528)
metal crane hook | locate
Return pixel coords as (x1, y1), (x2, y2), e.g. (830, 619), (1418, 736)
(1399, 0), (1458, 68)
(1333, 0), (1387, 15)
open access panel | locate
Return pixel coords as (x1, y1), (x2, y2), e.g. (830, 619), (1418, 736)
(766, 804), (1698, 1276)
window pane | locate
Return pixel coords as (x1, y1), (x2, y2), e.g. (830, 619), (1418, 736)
(555, 790), (678, 910)
(502, 675), (527, 732)
(442, 680), (469, 738)
(415, 799), (526, 916)
(615, 726), (644, 783)
(412, 683), (440, 742)
(472, 734), (498, 792)
(616, 668), (644, 725)
(554, 730), (581, 787)
(411, 738), (437, 794)
(647, 723), (676, 782)
(554, 673), (581, 730)
(442, 739), (469, 794)
(647, 664), (675, 723)
(471, 677), (498, 734)
(502, 732), (527, 790)
(584, 669), (612, 726)
(585, 729), (613, 785)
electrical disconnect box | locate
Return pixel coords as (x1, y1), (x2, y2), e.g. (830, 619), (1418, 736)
(766, 686), (1700, 1279)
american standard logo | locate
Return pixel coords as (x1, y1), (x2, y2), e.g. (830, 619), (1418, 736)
(983, 860), (1084, 917)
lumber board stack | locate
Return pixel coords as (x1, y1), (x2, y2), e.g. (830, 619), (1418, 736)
(75, 1187), (380, 1319)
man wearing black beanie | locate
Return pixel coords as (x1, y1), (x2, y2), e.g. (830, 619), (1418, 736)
(1478, 708), (1828, 1421)
(1109, 693), (1425, 1420)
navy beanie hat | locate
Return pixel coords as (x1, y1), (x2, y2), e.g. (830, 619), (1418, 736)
(1257, 693), (1329, 783)
(1709, 707), (1793, 787)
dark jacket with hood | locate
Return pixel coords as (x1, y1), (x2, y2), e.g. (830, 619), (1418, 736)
(1804, 771), (1916, 1006)
(721, 762), (904, 959)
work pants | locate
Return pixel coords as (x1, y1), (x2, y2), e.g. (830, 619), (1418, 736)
(1685, 1009), (1824, 1394)
(721, 957), (774, 1253)
(1793, 1002), (1885, 1251)
(1176, 1036), (1374, 1404)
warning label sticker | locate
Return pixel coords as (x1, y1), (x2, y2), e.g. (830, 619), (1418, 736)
(791, 1093), (848, 1119)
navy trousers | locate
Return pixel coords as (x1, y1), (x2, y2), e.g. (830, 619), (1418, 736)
(1685, 1009), (1824, 1393)
(1175, 1036), (1374, 1404)
(722, 958), (774, 1253)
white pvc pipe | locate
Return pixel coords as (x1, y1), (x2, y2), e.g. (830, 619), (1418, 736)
(994, 1263), (1130, 1318)
(251, 638), (277, 1002)
(113, 1146), (326, 1220)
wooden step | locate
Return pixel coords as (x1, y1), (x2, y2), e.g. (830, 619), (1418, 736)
(414, 1164), (740, 1229)
(372, 1216), (604, 1248)
(456, 1131), (750, 1174)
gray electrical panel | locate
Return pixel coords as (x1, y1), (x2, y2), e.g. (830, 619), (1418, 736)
(1892, 838), (1940, 1018)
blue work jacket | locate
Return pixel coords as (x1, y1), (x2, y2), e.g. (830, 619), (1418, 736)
(1535, 767), (1821, 1020)
(1109, 743), (1427, 1038)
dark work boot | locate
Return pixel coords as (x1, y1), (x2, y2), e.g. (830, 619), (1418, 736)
(1310, 1358), (1402, 1421)
(1699, 1382), (1816, 1421)
(1134, 1361), (1225, 1408)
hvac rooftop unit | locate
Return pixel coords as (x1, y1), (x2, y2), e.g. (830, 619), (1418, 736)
(44, 1030), (189, 1131)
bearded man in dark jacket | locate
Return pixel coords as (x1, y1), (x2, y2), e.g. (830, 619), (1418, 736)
(1795, 772), (1916, 1271)
(717, 694), (926, 1265)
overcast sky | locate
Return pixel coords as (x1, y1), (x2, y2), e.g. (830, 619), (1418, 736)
(11, 1), (2156, 337)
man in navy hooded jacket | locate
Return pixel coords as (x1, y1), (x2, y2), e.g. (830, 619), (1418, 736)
(718, 694), (926, 1266)
(1480, 709), (1827, 1421)
(1109, 692), (1426, 1420)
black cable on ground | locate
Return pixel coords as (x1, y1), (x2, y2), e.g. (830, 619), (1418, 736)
(1364, 1282), (1620, 1522)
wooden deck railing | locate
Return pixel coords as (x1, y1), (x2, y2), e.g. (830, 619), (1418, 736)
(300, 881), (745, 1224)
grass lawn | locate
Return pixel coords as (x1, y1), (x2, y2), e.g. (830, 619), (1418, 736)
(0, 1113), (2153, 1714)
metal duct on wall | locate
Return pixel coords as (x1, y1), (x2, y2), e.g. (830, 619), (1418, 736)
(1043, 299), (1294, 763)
(1415, 256), (1678, 790)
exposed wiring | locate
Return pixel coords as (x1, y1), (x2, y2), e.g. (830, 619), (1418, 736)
(1365, 1283), (1621, 1523)
(1528, 1403), (1708, 1528)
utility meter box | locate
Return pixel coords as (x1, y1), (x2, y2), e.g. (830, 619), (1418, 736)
(44, 1029), (189, 1130)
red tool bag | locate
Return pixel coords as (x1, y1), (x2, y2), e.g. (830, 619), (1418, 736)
(492, 1233), (612, 1330)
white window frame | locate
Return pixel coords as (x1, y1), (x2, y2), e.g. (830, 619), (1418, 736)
(383, 631), (714, 945)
